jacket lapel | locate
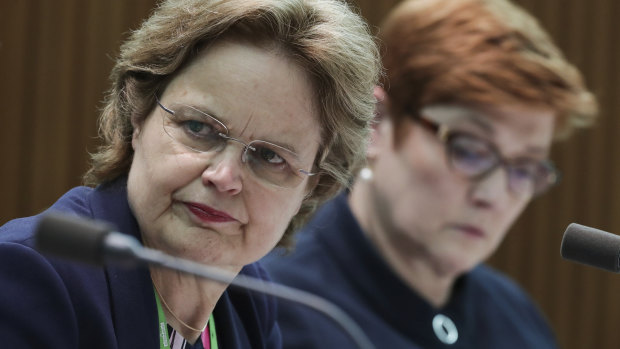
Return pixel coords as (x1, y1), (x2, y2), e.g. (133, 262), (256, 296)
(89, 178), (159, 348)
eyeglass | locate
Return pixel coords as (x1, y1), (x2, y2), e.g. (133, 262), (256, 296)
(414, 116), (560, 197)
(155, 97), (317, 189)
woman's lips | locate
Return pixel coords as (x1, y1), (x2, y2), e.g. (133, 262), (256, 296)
(453, 224), (485, 238)
(184, 202), (236, 223)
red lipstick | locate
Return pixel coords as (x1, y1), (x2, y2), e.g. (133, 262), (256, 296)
(185, 202), (235, 223)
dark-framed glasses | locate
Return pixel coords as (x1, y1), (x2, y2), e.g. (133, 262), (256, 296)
(415, 116), (560, 197)
(155, 97), (317, 189)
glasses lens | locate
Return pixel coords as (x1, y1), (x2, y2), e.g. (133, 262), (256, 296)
(244, 141), (305, 188)
(448, 135), (497, 178)
(162, 103), (227, 152)
(532, 161), (559, 195)
(507, 161), (538, 195)
(508, 160), (558, 196)
(438, 125), (558, 197)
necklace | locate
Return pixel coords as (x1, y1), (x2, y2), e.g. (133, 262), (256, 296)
(152, 279), (208, 333)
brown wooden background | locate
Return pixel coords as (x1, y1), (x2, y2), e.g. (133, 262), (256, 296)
(1, 1), (618, 348)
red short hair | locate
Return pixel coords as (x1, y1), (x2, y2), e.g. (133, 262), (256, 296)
(380, 0), (597, 140)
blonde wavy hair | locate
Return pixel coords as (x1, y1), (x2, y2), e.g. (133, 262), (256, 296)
(84, 0), (381, 247)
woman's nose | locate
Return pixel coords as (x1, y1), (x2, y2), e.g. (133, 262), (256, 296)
(201, 146), (244, 195)
(467, 166), (507, 209)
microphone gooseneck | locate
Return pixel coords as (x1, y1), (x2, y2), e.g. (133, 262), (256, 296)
(35, 212), (376, 349)
(560, 223), (620, 273)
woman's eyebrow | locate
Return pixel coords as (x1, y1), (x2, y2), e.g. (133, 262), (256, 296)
(459, 112), (494, 133)
(422, 105), (494, 133)
(462, 115), (551, 158)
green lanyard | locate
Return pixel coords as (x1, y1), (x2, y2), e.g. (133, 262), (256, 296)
(154, 287), (218, 349)
(206, 313), (219, 349)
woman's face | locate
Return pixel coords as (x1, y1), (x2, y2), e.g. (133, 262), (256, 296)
(127, 39), (321, 270)
(369, 104), (555, 276)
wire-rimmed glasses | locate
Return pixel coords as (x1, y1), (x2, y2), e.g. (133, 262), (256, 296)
(155, 97), (317, 189)
(415, 116), (560, 197)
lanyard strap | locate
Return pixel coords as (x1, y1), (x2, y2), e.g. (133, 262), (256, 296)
(154, 287), (218, 349)
(202, 313), (219, 349)
(154, 287), (171, 349)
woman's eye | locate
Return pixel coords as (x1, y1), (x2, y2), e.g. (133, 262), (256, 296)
(453, 144), (485, 160)
(181, 120), (215, 137)
(258, 147), (286, 165)
(512, 164), (536, 180)
(452, 142), (492, 165)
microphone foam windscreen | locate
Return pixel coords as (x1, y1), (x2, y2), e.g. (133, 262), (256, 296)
(561, 223), (620, 273)
(35, 212), (113, 265)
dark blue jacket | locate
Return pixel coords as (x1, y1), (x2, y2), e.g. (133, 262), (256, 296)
(262, 193), (557, 348)
(0, 179), (281, 349)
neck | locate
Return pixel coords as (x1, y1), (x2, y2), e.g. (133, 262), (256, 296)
(151, 267), (228, 343)
(349, 179), (457, 308)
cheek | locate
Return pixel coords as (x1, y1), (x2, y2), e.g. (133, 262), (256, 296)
(402, 148), (466, 211)
(127, 152), (173, 225)
(401, 131), (461, 189)
(129, 132), (204, 220)
(246, 189), (304, 242)
(497, 196), (531, 232)
(384, 150), (470, 240)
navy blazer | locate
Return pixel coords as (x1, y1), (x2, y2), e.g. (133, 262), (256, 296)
(0, 179), (281, 348)
(263, 193), (557, 348)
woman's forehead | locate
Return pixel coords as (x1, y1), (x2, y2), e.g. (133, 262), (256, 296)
(421, 104), (493, 130)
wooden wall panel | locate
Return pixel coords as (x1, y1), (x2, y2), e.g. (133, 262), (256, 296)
(0, 1), (618, 348)
(0, 0), (158, 223)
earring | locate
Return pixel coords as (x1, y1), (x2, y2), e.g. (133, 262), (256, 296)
(359, 167), (373, 181)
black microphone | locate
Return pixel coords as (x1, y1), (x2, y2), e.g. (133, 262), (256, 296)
(35, 212), (375, 349)
(560, 223), (620, 273)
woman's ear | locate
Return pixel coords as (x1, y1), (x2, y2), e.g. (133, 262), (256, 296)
(130, 116), (142, 151)
(368, 86), (390, 161)
(301, 172), (320, 203)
